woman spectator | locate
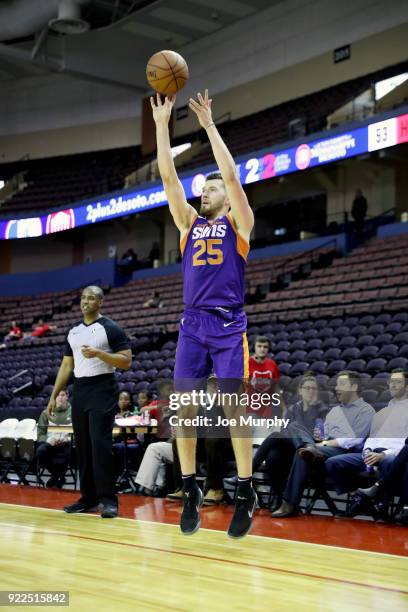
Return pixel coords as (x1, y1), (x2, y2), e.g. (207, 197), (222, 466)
(251, 372), (327, 511)
(117, 390), (138, 417)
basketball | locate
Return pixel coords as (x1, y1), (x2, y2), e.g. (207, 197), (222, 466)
(146, 50), (189, 95)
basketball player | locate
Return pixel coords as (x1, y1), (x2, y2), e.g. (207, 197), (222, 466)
(151, 90), (256, 538)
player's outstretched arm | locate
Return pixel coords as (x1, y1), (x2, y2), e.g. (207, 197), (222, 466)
(151, 94), (196, 233)
(189, 90), (254, 238)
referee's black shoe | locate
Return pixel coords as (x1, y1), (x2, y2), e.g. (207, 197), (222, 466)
(100, 502), (118, 518)
(180, 486), (203, 535)
(64, 499), (99, 513)
(227, 486), (257, 539)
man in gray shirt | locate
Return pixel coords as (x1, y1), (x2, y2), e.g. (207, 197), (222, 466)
(326, 369), (408, 508)
(272, 371), (375, 517)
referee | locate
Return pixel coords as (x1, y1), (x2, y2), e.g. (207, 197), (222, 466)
(47, 285), (131, 518)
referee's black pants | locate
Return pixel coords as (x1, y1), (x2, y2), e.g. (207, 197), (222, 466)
(72, 374), (118, 506)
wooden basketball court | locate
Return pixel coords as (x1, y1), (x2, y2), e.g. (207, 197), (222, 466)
(1, 497), (407, 611)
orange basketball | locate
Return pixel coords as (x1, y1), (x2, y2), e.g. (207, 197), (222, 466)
(146, 50), (189, 95)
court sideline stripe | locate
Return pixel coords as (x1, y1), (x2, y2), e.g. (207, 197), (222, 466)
(0, 501), (406, 560)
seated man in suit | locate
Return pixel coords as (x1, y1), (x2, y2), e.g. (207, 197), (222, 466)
(271, 371), (375, 517)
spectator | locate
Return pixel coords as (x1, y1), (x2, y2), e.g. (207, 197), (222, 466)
(148, 242), (160, 267)
(167, 438), (202, 501)
(36, 389), (72, 488)
(113, 391), (142, 490)
(201, 376), (234, 505)
(168, 434), (234, 505)
(167, 376), (234, 504)
(137, 390), (154, 412)
(203, 436), (235, 505)
(0, 320), (23, 348)
(117, 249), (139, 274)
(248, 336), (280, 393)
(116, 390), (138, 417)
(326, 369), (408, 517)
(248, 336), (281, 425)
(358, 440), (408, 525)
(351, 189), (368, 236)
(271, 371), (375, 517)
(143, 291), (164, 309)
(24, 319), (57, 341)
(249, 373), (328, 511)
(134, 380), (174, 496)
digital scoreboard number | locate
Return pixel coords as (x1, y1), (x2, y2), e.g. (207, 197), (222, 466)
(368, 118), (398, 152)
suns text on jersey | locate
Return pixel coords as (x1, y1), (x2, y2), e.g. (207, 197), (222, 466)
(191, 224), (227, 240)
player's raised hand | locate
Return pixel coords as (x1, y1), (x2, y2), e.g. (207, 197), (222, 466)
(189, 89), (213, 129)
(150, 93), (176, 124)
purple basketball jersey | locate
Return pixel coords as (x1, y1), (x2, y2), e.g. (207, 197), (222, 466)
(181, 213), (249, 309)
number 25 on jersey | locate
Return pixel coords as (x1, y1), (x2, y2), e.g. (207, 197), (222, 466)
(192, 239), (223, 266)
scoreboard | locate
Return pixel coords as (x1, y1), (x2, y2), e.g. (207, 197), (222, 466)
(368, 114), (408, 151)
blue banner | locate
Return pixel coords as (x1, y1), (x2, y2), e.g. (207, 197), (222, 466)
(0, 111), (404, 240)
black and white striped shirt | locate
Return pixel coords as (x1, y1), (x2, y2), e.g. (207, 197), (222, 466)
(64, 316), (130, 378)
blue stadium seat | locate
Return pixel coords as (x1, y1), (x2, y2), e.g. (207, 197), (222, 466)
(289, 350), (307, 364)
(340, 347), (361, 361)
(326, 360), (347, 375)
(291, 362), (310, 376)
(306, 349), (324, 361)
(277, 363), (291, 376)
(394, 332), (408, 346)
(157, 368), (172, 379)
(346, 359), (366, 372)
(135, 381), (149, 391)
(360, 315), (376, 325)
(321, 337), (339, 349)
(356, 335), (375, 348)
(385, 322), (402, 334)
(366, 358), (387, 374)
(305, 338), (323, 350)
(274, 351), (291, 362)
(367, 324), (385, 336)
(388, 357), (408, 370)
(323, 348), (342, 361)
(376, 314), (392, 325)
(309, 361), (328, 374)
(291, 339), (307, 351)
(378, 344), (399, 359)
(360, 346), (379, 360)
(338, 335), (357, 349)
